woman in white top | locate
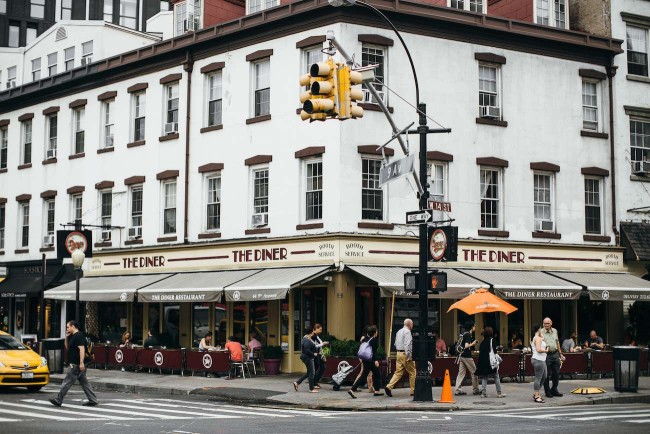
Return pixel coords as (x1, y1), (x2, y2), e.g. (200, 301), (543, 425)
(531, 324), (549, 403)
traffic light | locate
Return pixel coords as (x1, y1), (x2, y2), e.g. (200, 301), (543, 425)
(300, 58), (337, 121)
(337, 66), (364, 120)
(403, 270), (448, 294)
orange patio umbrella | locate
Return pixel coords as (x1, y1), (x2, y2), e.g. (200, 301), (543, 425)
(447, 288), (518, 315)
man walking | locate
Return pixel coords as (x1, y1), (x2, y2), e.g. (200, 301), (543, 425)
(49, 320), (98, 407)
(385, 318), (416, 397)
(542, 317), (565, 398)
(455, 321), (480, 396)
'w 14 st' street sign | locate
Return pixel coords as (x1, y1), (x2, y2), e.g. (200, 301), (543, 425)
(379, 154), (415, 186)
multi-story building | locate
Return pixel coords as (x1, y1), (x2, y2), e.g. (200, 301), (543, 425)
(0, 0), (647, 372)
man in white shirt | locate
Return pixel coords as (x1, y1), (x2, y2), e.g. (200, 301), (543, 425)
(384, 318), (416, 397)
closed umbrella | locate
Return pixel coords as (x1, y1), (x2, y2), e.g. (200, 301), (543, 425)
(447, 288), (518, 315)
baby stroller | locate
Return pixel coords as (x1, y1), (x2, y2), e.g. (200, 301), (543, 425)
(331, 360), (360, 391)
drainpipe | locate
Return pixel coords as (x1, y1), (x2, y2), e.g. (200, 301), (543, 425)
(607, 60), (619, 245)
(183, 52), (194, 245)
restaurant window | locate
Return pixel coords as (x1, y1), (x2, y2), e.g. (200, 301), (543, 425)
(148, 303), (161, 332)
(132, 302), (143, 344)
(162, 303), (180, 348)
(46, 300), (62, 338)
(98, 304), (127, 343)
(544, 299), (576, 344)
(483, 312), (502, 347)
(249, 301), (268, 346)
(232, 302), (246, 344)
(355, 287), (380, 341)
(214, 302), (227, 345)
(293, 289), (327, 351)
(192, 302), (210, 348)
(507, 300), (524, 349)
(390, 298), (439, 351)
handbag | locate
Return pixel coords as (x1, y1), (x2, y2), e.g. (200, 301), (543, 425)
(357, 337), (374, 362)
(489, 338), (502, 369)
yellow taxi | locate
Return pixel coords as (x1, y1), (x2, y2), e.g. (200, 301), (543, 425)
(0, 331), (50, 391)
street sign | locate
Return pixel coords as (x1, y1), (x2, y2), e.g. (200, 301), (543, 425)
(428, 200), (452, 213)
(406, 209), (433, 224)
(379, 154), (415, 186)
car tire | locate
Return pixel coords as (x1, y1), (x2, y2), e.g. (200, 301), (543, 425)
(27, 386), (43, 392)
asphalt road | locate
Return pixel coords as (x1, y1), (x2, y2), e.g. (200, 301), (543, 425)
(0, 386), (648, 433)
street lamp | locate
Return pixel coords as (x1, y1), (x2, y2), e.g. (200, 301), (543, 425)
(71, 248), (85, 323)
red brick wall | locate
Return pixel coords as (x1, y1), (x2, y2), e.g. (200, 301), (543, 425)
(416, 0), (449, 6)
(488, 0), (533, 22)
(203, 0), (246, 27)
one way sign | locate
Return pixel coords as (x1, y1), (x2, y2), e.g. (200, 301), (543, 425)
(405, 210), (433, 224)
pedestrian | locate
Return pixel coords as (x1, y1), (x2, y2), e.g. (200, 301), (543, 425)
(143, 329), (159, 348)
(531, 324), (549, 403)
(348, 325), (384, 398)
(476, 326), (506, 398)
(384, 318), (416, 397)
(454, 321), (480, 396)
(293, 326), (319, 393)
(49, 320), (98, 407)
(542, 317), (565, 398)
(312, 324), (329, 389)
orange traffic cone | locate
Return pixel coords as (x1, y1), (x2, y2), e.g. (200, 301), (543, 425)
(437, 369), (456, 403)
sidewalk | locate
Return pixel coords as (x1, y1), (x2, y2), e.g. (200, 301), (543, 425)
(50, 368), (650, 411)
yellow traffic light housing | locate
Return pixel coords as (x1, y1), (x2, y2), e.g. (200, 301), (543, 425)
(337, 66), (364, 120)
(299, 58), (338, 121)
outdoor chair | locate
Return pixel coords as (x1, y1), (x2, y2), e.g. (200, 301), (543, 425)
(229, 352), (249, 379)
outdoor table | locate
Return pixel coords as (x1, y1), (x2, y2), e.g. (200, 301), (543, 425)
(185, 350), (230, 375)
(138, 348), (184, 374)
(106, 346), (137, 370)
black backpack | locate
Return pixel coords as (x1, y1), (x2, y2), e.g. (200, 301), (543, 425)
(84, 335), (95, 364)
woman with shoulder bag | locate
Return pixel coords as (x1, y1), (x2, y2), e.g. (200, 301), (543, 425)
(293, 326), (319, 393)
(348, 325), (384, 398)
(531, 324), (549, 403)
(476, 326), (506, 398)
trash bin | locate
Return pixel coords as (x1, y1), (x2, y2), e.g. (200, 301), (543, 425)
(41, 338), (66, 374)
(613, 346), (640, 392)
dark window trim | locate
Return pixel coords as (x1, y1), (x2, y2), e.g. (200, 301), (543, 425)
(245, 49), (273, 62)
(198, 163), (224, 173)
(40, 190), (57, 199)
(42, 158), (57, 165)
(296, 223), (324, 230)
(621, 12), (650, 28)
(159, 133), (179, 142)
(427, 151), (453, 162)
(69, 153), (85, 160)
(475, 52), (506, 64)
(476, 157), (509, 167)
(245, 228), (271, 235)
(124, 176), (145, 185)
(66, 186), (85, 194)
(127, 140), (146, 148)
(200, 62), (225, 74)
(246, 114), (271, 124)
(245, 155), (272, 166)
(357, 145), (394, 156)
(97, 91), (117, 101)
(530, 162), (560, 172)
(124, 239), (143, 246)
(478, 229), (510, 237)
(581, 130), (609, 139)
(160, 73), (182, 85)
(295, 146), (325, 159)
(358, 222), (395, 230)
(69, 99), (88, 109)
(358, 34), (394, 46)
(15, 194), (32, 202)
(296, 35), (326, 48)
(579, 69), (606, 80)
(532, 231), (561, 239)
(357, 103), (394, 113)
(583, 234), (611, 243)
(127, 83), (148, 93)
(18, 113), (34, 122)
(581, 167), (609, 176)
(97, 147), (115, 154)
(156, 170), (180, 180)
(0, 120), (10, 127)
(624, 105), (650, 117)
(476, 117), (508, 127)
(198, 232), (221, 239)
(42, 106), (60, 115)
(95, 180), (114, 189)
(200, 124), (223, 133)
(157, 236), (178, 243)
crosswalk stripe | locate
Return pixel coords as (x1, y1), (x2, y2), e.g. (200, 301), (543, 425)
(571, 413), (650, 421)
(113, 399), (294, 418)
(101, 402), (243, 418)
(0, 401), (123, 420)
(23, 399), (185, 420)
(151, 399), (346, 417)
(629, 420), (650, 423)
(0, 404), (94, 422)
(0, 417), (22, 422)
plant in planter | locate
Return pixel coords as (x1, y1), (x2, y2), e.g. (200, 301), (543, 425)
(261, 345), (284, 375)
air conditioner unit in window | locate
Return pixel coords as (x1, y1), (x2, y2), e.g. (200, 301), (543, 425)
(105, 136), (114, 148)
(128, 226), (142, 240)
(480, 106), (501, 119)
(46, 148), (57, 159)
(81, 57), (91, 66)
(536, 220), (554, 232)
(251, 213), (268, 227)
(631, 161), (650, 176)
(164, 122), (178, 134)
(43, 235), (54, 246)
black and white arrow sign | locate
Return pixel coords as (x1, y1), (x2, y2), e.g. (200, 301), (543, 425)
(405, 210), (433, 224)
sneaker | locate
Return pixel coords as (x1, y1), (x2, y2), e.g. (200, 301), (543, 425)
(49, 398), (62, 407)
(455, 390), (467, 396)
(481, 391), (488, 398)
(472, 390), (482, 395)
(348, 390), (357, 399)
(384, 387), (393, 397)
(496, 393), (507, 398)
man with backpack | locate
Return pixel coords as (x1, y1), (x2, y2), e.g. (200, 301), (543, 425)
(49, 320), (98, 407)
(454, 321), (480, 396)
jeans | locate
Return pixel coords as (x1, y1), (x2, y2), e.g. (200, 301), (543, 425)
(480, 370), (502, 395)
(532, 358), (548, 392)
(313, 356), (325, 385)
(455, 357), (479, 392)
(544, 352), (561, 395)
(296, 357), (316, 390)
(352, 361), (380, 392)
(55, 364), (98, 404)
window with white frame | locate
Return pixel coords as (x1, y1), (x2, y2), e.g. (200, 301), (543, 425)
(449, 0), (485, 14)
(249, 0), (278, 14)
(304, 159), (322, 221)
(100, 190), (112, 240)
(31, 0), (45, 19)
(427, 161), (448, 221)
(479, 64), (501, 119)
(20, 202), (29, 247)
(132, 92), (146, 141)
(630, 118), (650, 170)
(73, 108), (84, 154)
(361, 158), (383, 221)
(533, 173), (554, 232)
(535, 0), (567, 29)
(253, 60), (270, 117)
(480, 167), (502, 229)
(81, 41), (93, 65)
(31, 58), (41, 81)
(0, 203), (4, 250)
(0, 126), (7, 170)
(554, 0), (567, 29)
(582, 80), (599, 131)
(162, 181), (177, 234)
(61, 0), (72, 19)
(361, 44), (386, 104)
(7, 66), (16, 88)
(129, 185), (143, 238)
(102, 100), (114, 148)
(206, 72), (222, 127)
(584, 177), (602, 235)
(302, 46), (323, 91)
(251, 168), (269, 226)
(103, 0), (112, 22)
(70, 193), (83, 224)
(43, 199), (55, 245)
(26, 26), (37, 45)
(46, 114), (57, 158)
(174, 0), (201, 35)
(21, 120), (32, 165)
(47, 52), (57, 76)
(119, 0), (138, 29)
(64, 46), (75, 71)
(205, 174), (221, 231)
(164, 84), (179, 133)
(627, 26), (648, 77)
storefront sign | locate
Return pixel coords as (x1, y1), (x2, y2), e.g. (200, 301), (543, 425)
(123, 256), (166, 269)
(463, 249), (525, 264)
(589, 290), (650, 301)
(496, 288), (581, 300)
(232, 248), (287, 263)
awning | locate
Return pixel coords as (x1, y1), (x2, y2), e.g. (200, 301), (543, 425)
(223, 266), (331, 302)
(346, 265), (485, 299)
(44, 274), (173, 302)
(137, 270), (260, 303)
(550, 272), (650, 301)
(458, 269), (583, 300)
(0, 264), (66, 297)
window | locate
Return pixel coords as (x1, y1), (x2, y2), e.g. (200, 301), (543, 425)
(554, 0), (566, 29)
(44, 199), (55, 243)
(31, 58), (41, 81)
(174, 0), (200, 35)
(46, 115), (57, 158)
(533, 173), (554, 232)
(253, 60), (270, 117)
(630, 119), (650, 168)
(582, 81), (598, 131)
(627, 26), (648, 77)
(427, 161), (448, 221)
(535, 0), (567, 29)
(22, 120), (32, 165)
(7, 66), (16, 88)
(252, 168), (269, 224)
(174, 1), (186, 35)
(361, 158), (383, 220)
(82, 41), (93, 65)
(162, 181), (177, 234)
(584, 178), (602, 235)
(249, 0), (278, 14)
(8, 24), (19, 48)
(537, 0), (550, 25)
(449, 0), (484, 13)
(73, 108), (85, 154)
(132, 92), (146, 141)
(70, 194), (83, 224)
(206, 72), (222, 126)
(0, 126), (7, 170)
(302, 46), (323, 92)
(119, 0), (138, 29)
(129, 185), (143, 237)
(479, 64), (500, 119)
(65, 47), (75, 71)
(47, 52), (57, 76)
(361, 44), (386, 104)
(305, 160), (322, 221)
(31, 0), (45, 18)
(0, 0), (6, 14)
(102, 100), (114, 148)
(480, 168), (501, 229)
(103, 0), (112, 22)
(100, 190), (112, 240)
(206, 174), (221, 231)
(164, 84), (179, 133)
(61, 0), (72, 19)
(26, 26), (37, 45)
(0, 204), (4, 250)
(20, 203), (29, 247)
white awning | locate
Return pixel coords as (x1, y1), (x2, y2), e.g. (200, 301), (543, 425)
(137, 269), (260, 303)
(458, 269), (583, 300)
(549, 272), (650, 301)
(44, 274), (173, 302)
(223, 266), (331, 301)
(346, 265), (485, 299)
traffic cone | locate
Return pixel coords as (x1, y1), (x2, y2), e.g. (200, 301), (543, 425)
(437, 369), (456, 403)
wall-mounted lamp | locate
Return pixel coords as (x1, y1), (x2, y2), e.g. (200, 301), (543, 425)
(323, 275), (333, 282)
